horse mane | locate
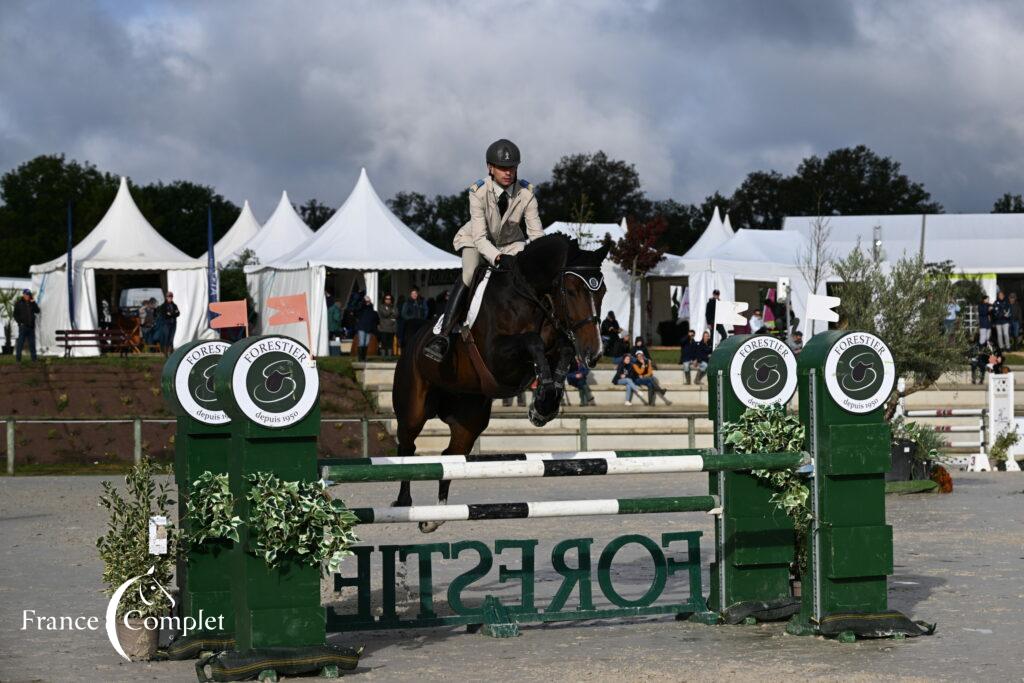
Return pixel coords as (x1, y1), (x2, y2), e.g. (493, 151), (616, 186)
(516, 233), (573, 290)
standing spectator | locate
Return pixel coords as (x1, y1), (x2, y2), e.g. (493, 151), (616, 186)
(943, 297), (960, 339)
(139, 298), (157, 345)
(355, 296), (379, 361)
(13, 289), (40, 362)
(689, 331), (712, 385)
(787, 330), (804, 356)
(600, 312), (622, 354)
(99, 299), (112, 330)
(1009, 292), (1022, 349)
(977, 295), (992, 347)
(157, 292), (180, 355)
(748, 310), (765, 334)
(377, 293), (398, 357)
(612, 352), (645, 406)
(993, 291), (1011, 350)
(633, 350), (672, 405)
(679, 329), (698, 384)
(328, 300), (345, 353)
(398, 286), (429, 350)
(705, 289), (728, 348)
(566, 357), (595, 406)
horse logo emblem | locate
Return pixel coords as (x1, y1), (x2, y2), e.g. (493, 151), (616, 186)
(252, 359), (298, 404)
(105, 566), (175, 661)
(193, 364), (218, 404)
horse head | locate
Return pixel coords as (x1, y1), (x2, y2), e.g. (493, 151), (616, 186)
(520, 234), (609, 367)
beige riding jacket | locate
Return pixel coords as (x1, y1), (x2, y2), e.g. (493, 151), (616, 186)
(453, 176), (544, 264)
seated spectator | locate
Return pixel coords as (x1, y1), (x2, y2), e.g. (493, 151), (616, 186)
(601, 311), (622, 355)
(608, 334), (630, 366)
(632, 335), (648, 358)
(566, 357), (595, 406)
(787, 330), (804, 356)
(748, 310), (765, 334)
(685, 331), (712, 385)
(679, 328), (698, 384)
(612, 352), (646, 406)
(968, 334), (996, 384)
(633, 350), (672, 405)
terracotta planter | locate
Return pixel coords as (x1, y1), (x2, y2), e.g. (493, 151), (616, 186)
(115, 617), (160, 661)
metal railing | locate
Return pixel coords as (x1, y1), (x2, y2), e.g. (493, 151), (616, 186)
(3, 411), (705, 475)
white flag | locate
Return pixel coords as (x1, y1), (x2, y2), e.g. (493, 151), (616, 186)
(714, 300), (748, 329)
(806, 293), (841, 323)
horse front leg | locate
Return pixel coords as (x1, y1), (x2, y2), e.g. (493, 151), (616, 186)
(520, 334), (562, 427)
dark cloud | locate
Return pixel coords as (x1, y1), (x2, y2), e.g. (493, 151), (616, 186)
(1, 0), (1022, 218)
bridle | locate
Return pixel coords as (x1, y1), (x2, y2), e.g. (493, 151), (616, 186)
(510, 264), (604, 361)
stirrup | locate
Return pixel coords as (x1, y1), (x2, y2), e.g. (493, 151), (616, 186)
(423, 335), (449, 363)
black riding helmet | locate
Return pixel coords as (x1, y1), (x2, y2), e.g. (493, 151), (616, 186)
(486, 139), (520, 168)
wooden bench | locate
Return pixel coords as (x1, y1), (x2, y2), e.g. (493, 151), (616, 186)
(55, 329), (132, 357)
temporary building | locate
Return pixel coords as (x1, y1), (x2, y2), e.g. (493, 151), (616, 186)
(199, 200), (262, 267)
(236, 191), (313, 267)
(28, 177), (209, 355)
(545, 219), (642, 338)
(246, 169), (459, 354)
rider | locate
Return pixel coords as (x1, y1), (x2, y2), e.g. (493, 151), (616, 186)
(423, 138), (544, 361)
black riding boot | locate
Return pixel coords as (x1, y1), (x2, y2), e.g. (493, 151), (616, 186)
(423, 280), (469, 362)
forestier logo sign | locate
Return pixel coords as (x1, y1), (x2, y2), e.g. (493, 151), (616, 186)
(824, 332), (895, 414)
(730, 336), (798, 407)
(232, 336), (319, 428)
(174, 340), (230, 425)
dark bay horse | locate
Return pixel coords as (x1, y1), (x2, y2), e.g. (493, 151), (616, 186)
(393, 234), (609, 531)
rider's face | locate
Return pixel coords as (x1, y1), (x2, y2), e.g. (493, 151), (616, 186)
(488, 164), (517, 188)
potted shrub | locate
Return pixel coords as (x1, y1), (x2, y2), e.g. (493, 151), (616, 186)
(888, 417), (946, 481)
(988, 426), (1020, 472)
(97, 457), (178, 661)
(0, 289), (16, 355)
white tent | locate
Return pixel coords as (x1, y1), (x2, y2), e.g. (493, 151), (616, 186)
(199, 200), (262, 267)
(546, 219), (641, 339)
(28, 177), (208, 355)
(238, 191), (314, 267)
(246, 169), (459, 354)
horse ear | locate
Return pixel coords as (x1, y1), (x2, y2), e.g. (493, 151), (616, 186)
(596, 242), (611, 261)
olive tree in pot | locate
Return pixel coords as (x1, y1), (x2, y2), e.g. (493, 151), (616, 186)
(97, 457), (178, 661)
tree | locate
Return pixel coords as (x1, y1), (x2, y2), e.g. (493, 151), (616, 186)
(298, 198), (334, 230)
(832, 244), (962, 419)
(535, 151), (650, 224)
(134, 180), (239, 257)
(792, 145), (942, 216)
(991, 193), (1024, 213)
(796, 210), (835, 336)
(726, 170), (795, 229)
(608, 216), (668, 338)
(387, 190), (468, 251)
(650, 198), (702, 255)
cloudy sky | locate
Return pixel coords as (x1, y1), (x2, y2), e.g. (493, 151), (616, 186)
(2, 0), (1023, 217)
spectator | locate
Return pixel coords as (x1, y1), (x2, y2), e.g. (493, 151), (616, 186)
(943, 297), (960, 338)
(355, 295), (379, 361)
(609, 334), (630, 367)
(632, 335), (648, 357)
(100, 299), (112, 330)
(140, 298), (157, 345)
(633, 350), (672, 405)
(600, 312), (622, 355)
(977, 295), (991, 347)
(1010, 292), (1022, 349)
(993, 291), (1011, 350)
(689, 331), (712, 385)
(501, 392), (528, 408)
(13, 288), (40, 362)
(566, 358), (595, 406)
(378, 293), (397, 357)
(705, 289), (727, 349)
(328, 300), (344, 344)
(399, 286), (429, 349)
(157, 292), (180, 356)
(968, 334), (994, 384)
(748, 310), (765, 334)
(612, 352), (645, 406)
(679, 329), (698, 384)
(787, 330), (804, 356)
(430, 289), (449, 319)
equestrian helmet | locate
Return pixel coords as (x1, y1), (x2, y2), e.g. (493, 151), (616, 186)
(486, 139), (520, 168)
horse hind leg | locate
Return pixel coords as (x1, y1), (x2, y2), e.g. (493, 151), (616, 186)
(418, 396), (490, 534)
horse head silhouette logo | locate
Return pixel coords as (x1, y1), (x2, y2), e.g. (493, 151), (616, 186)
(252, 360), (297, 404)
(840, 352), (878, 393)
(193, 364), (218, 404)
(104, 566), (175, 661)
(745, 354), (782, 393)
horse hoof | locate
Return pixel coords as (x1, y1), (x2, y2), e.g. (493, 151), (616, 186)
(418, 520), (444, 534)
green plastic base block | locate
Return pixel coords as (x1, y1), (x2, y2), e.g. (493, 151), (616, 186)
(885, 480), (939, 495)
(785, 615), (815, 637)
(837, 630), (857, 643)
(686, 611), (721, 625)
(479, 596), (520, 638)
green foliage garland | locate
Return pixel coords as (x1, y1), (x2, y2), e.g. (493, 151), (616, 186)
(96, 457), (178, 617)
(186, 472), (241, 544)
(721, 404), (810, 573)
(245, 474), (360, 576)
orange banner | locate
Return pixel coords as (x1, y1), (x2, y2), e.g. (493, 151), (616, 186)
(266, 293), (309, 326)
(209, 300), (248, 329)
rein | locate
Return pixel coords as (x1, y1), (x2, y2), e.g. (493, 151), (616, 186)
(507, 263), (603, 360)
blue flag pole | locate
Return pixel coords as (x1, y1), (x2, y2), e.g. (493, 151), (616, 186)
(207, 205), (217, 324)
(67, 201), (75, 330)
